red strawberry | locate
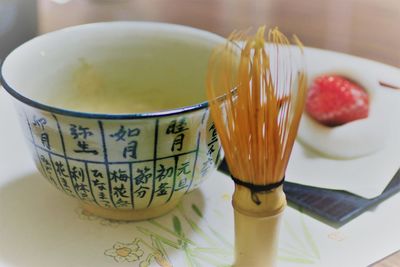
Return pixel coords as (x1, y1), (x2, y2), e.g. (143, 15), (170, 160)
(306, 75), (369, 127)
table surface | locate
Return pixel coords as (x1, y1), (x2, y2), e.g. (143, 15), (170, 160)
(1, 0), (400, 67)
(1, 1), (400, 266)
(37, 0), (400, 68)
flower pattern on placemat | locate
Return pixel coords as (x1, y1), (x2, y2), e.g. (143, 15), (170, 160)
(104, 240), (144, 263)
(77, 197), (319, 266)
(76, 207), (99, 221)
(99, 202), (232, 267)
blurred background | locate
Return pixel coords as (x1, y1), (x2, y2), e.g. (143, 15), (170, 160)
(0, 0), (399, 66)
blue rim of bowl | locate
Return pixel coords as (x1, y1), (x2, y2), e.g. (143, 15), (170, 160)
(0, 60), (209, 120)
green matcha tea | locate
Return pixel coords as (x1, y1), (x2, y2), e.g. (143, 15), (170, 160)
(44, 40), (211, 114)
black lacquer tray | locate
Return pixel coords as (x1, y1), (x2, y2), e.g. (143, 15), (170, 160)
(218, 159), (400, 227)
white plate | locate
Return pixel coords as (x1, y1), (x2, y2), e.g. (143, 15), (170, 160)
(287, 47), (400, 199)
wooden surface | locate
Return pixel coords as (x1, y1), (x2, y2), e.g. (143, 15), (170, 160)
(37, 0), (400, 67)
(370, 250), (400, 267)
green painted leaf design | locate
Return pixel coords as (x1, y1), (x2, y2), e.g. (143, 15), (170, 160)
(208, 227), (233, 248)
(179, 207), (217, 246)
(301, 216), (320, 259)
(137, 226), (181, 249)
(280, 247), (309, 258)
(173, 216), (183, 237)
(279, 216), (320, 264)
(191, 204), (203, 218)
(183, 247), (197, 267)
(148, 219), (195, 245)
(284, 219), (310, 255)
(282, 242), (314, 258)
(151, 235), (166, 255)
(119, 202), (233, 267)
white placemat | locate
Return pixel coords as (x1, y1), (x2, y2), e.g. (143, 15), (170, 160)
(1, 81), (400, 267)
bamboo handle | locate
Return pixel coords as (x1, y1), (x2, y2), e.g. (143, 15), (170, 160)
(232, 184), (286, 267)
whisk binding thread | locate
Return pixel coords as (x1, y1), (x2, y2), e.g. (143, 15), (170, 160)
(230, 175), (285, 205)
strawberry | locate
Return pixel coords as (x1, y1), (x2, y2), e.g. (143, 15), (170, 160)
(305, 75), (370, 127)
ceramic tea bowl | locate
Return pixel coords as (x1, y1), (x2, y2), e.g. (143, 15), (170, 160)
(0, 22), (224, 220)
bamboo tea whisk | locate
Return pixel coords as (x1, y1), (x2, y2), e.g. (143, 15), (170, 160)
(206, 27), (307, 267)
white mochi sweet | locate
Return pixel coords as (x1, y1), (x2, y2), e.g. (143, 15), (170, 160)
(297, 68), (389, 159)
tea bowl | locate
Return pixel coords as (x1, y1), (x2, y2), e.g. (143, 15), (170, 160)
(0, 22), (224, 220)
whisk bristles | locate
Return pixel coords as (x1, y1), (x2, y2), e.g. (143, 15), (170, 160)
(207, 26), (307, 187)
